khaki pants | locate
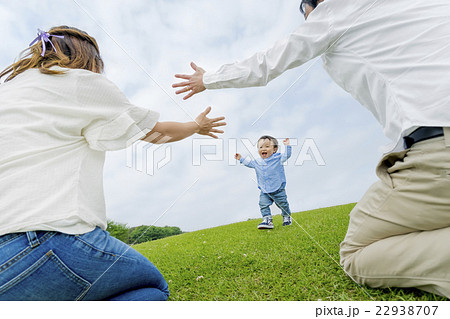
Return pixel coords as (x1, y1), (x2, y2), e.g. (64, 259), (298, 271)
(340, 128), (450, 298)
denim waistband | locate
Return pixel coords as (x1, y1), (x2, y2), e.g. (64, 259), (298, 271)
(26, 231), (40, 248)
(0, 231), (55, 249)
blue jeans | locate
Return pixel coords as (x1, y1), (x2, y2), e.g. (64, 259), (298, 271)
(259, 188), (291, 218)
(0, 227), (169, 301)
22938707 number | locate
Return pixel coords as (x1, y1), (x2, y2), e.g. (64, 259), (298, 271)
(376, 305), (438, 316)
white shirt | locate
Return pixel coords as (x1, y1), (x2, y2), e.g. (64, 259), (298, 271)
(204, 0), (450, 153)
(0, 68), (159, 236)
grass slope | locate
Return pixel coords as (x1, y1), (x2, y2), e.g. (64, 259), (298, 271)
(134, 203), (446, 301)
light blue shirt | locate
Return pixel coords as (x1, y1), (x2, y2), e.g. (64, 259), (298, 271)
(240, 146), (292, 193)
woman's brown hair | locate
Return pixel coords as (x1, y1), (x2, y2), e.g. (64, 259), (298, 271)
(0, 26), (104, 82)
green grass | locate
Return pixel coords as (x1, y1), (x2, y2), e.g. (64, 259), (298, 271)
(134, 203), (447, 301)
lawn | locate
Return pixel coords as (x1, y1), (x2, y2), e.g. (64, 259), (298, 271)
(134, 203), (447, 301)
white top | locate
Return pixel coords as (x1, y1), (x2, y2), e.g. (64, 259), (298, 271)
(204, 0), (450, 153)
(0, 68), (159, 236)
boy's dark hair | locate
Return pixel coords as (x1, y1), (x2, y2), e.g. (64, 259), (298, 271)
(258, 135), (278, 151)
(299, 0), (318, 15)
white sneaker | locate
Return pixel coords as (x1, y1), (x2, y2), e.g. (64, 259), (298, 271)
(257, 217), (274, 229)
(283, 216), (292, 226)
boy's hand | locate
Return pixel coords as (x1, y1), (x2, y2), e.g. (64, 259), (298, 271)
(283, 138), (290, 145)
(235, 153), (242, 160)
(195, 106), (226, 138)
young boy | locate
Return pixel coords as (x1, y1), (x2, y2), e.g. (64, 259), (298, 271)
(235, 136), (292, 229)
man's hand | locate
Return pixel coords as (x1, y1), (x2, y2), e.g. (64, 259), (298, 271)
(173, 62), (206, 100)
(195, 106), (226, 138)
(235, 153), (242, 161)
(283, 138), (290, 145)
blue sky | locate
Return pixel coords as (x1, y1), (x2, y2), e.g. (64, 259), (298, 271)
(1, 0), (390, 232)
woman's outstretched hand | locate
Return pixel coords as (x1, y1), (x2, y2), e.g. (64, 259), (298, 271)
(173, 62), (206, 100)
(195, 106), (226, 138)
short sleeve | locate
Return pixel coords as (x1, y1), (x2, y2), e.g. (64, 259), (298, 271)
(75, 71), (160, 151)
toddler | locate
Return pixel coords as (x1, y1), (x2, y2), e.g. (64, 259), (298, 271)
(235, 136), (292, 229)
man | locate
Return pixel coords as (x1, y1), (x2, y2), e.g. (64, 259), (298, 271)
(173, 0), (450, 298)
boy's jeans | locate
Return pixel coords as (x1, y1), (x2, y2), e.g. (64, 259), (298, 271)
(0, 227), (169, 301)
(259, 188), (291, 218)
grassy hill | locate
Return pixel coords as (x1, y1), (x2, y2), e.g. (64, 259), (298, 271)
(134, 203), (446, 301)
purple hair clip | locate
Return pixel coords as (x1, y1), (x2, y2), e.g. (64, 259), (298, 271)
(29, 28), (64, 57)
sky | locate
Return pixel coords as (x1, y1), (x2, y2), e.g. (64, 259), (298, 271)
(0, 0), (390, 232)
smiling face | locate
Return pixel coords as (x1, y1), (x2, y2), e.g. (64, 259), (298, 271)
(258, 138), (278, 159)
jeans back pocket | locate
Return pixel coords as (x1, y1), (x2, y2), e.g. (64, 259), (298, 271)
(0, 250), (91, 301)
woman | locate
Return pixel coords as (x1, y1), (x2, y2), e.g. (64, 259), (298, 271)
(0, 26), (226, 300)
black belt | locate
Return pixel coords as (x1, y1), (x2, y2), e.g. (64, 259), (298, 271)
(403, 127), (444, 149)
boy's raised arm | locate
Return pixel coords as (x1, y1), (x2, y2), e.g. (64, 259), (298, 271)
(281, 138), (292, 163)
